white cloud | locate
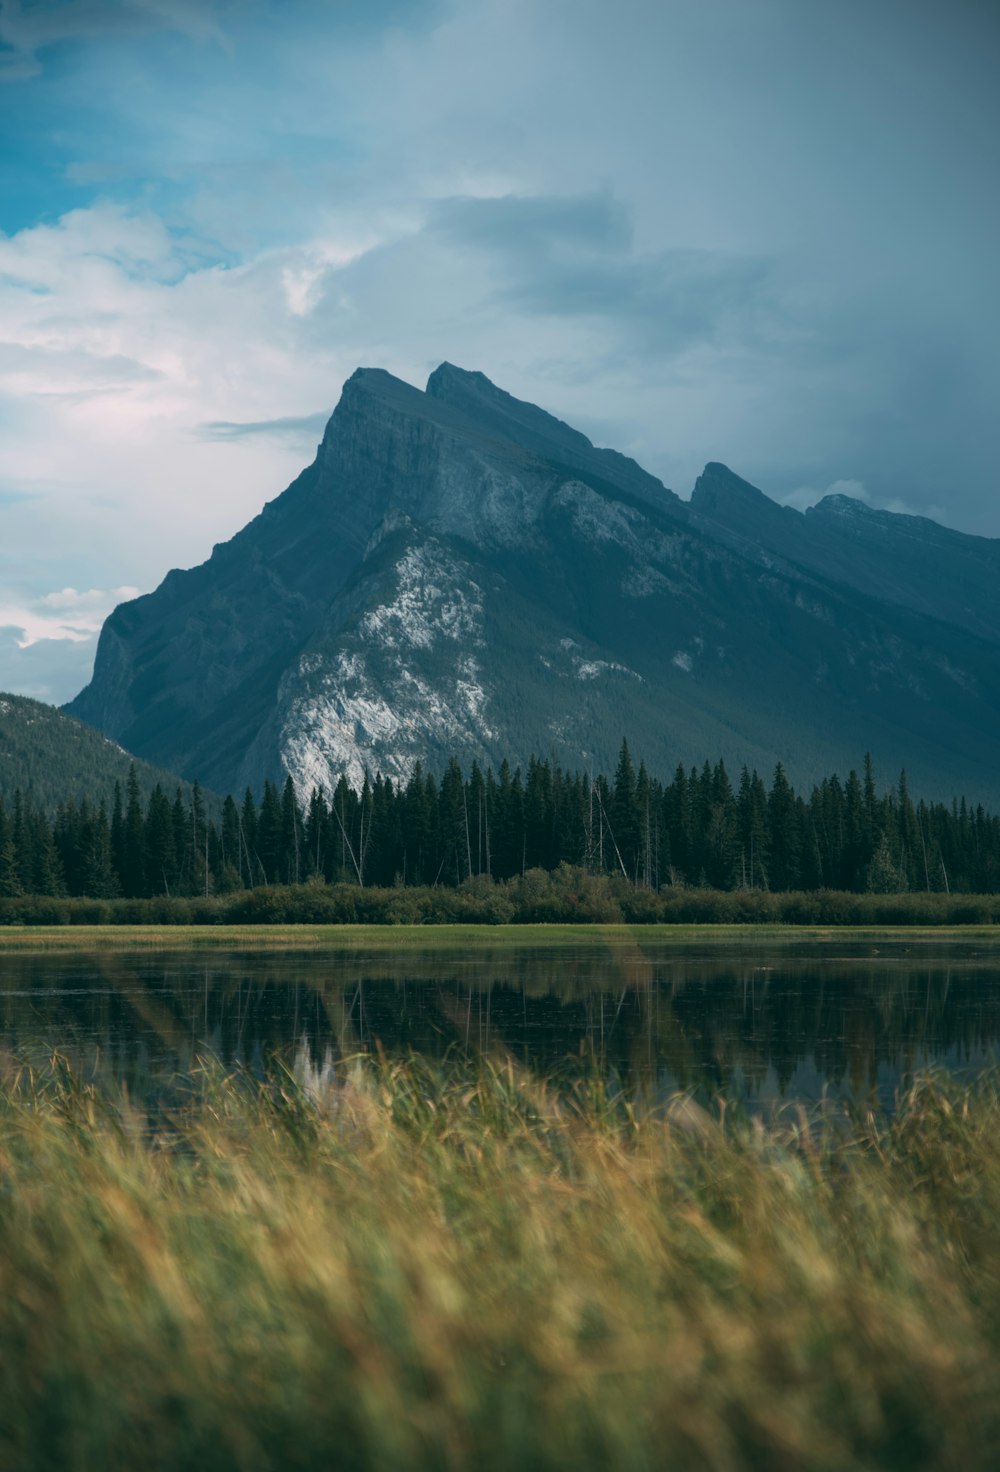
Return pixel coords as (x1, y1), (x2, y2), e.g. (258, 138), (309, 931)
(0, 586), (140, 648)
(0, 585), (138, 703)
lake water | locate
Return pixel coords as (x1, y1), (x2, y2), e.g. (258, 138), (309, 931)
(2, 934), (999, 1111)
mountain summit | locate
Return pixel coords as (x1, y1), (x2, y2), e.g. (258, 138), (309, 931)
(68, 365), (1000, 803)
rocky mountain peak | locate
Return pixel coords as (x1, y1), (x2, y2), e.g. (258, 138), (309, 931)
(427, 361), (683, 518)
(426, 361), (598, 460)
(690, 462), (786, 517)
(66, 362), (1000, 808)
(808, 492), (873, 522)
(687, 462), (803, 566)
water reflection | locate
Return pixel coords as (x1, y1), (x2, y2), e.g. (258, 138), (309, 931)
(1, 937), (999, 1110)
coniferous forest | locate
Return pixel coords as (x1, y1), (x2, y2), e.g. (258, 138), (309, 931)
(1, 744), (999, 923)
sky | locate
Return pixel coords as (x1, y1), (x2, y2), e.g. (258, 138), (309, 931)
(1, 0), (998, 703)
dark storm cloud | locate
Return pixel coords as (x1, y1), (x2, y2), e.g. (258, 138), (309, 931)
(432, 193), (632, 256)
(432, 193), (776, 355)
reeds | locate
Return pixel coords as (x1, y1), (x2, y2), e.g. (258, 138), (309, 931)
(2, 1054), (999, 1469)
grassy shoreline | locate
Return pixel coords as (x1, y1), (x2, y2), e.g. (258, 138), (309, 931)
(0, 920), (999, 951)
(2, 1055), (1000, 1469)
(3, 873), (999, 932)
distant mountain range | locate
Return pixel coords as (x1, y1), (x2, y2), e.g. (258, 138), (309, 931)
(67, 364), (1000, 804)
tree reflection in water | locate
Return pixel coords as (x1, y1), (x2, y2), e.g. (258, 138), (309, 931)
(1, 937), (999, 1112)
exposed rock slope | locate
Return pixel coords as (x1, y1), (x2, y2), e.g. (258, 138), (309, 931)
(68, 366), (1000, 804)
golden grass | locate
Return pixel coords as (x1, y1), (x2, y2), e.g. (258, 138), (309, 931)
(2, 1054), (1000, 1468)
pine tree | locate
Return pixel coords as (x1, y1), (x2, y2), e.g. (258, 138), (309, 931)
(0, 832), (24, 898)
(438, 758), (467, 884)
(145, 784), (176, 896)
(402, 763), (432, 885)
(737, 766), (770, 888)
(121, 767), (146, 898)
(257, 781), (282, 885)
(110, 782), (125, 888)
(83, 803), (119, 898)
(663, 764), (691, 884)
(280, 776), (301, 885)
(28, 810), (65, 895)
(241, 788), (260, 885)
(768, 763), (801, 891)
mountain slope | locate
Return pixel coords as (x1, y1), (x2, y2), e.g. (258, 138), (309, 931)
(68, 365), (1000, 805)
(690, 462), (1000, 645)
(0, 694), (212, 811)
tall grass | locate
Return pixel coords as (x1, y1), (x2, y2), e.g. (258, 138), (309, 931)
(2, 1054), (1000, 1469)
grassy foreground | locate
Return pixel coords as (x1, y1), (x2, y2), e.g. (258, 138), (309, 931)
(3, 1057), (1000, 1470)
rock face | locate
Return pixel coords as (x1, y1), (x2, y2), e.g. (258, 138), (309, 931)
(68, 364), (1000, 804)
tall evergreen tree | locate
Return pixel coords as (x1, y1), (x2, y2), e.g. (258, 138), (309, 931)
(121, 766), (146, 898)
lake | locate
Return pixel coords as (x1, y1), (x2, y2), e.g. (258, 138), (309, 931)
(2, 930), (999, 1110)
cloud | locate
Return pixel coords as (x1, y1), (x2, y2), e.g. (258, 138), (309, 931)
(0, 0), (226, 80)
(0, 585), (140, 647)
(430, 193), (779, 357)
(0, 0), (998, 715)
(0, 341), (162, 396)
(0, 584), (140, 702)
(432, 192), (632, 256)
(196, 411), (331, 443)
(0, 627), (101, 703)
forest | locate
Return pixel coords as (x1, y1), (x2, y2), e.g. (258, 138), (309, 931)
(1, 743), (998, 907)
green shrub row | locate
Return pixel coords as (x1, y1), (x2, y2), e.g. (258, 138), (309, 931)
(0, 865), (997, 926)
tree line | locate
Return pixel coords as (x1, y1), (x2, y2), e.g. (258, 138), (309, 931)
(1, 744), (998, 902)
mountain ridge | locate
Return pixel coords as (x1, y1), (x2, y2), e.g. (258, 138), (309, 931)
(67, 363), (1000, 806)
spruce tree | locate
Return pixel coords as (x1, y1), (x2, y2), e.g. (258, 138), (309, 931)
(122, 767), (146, 898)
(611, 740), (640, 879)
(83, 803), (119, 898)
(767, 763), (801, 891)
(145, 785), (176, 896)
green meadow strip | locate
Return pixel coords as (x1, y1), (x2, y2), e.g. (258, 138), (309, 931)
(0, 920), (999, 952)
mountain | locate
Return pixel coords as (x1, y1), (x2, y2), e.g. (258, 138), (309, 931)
(68, 365), (1000, 805)
(689, 462), (1000, 645)
(0, 693), (213, 811)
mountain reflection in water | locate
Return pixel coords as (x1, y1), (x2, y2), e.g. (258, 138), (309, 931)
(1, 938), (999, 1111)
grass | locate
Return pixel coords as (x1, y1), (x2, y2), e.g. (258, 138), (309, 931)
(0, 921), (998, 952)
(2, 1053), (1000, 1469)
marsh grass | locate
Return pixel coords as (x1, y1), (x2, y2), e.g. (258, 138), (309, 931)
(2, 1053), (1000, 1470)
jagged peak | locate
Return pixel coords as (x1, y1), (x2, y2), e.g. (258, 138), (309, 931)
(425, 361), (494, 396)
(427, 361), (679, 513)
(809, 492), (876, 519)
(691, 462), (791, 517)
(320, 364), (500, 458)
(426, 360), (597, 457)
(336, 365), (427, 412)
